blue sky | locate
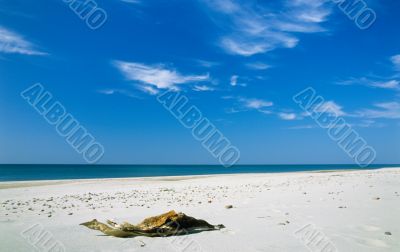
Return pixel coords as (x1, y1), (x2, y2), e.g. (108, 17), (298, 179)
(0, 0), (399, 164)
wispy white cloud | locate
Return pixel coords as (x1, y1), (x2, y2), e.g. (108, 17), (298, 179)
(351, 120), (385, 128)
(193, 85), (215, 91)
(225, 96), (346, 123)
(225, 96), (307, 121)
(337, 54), (400, 91)
(224, 96), (273, 114)
(239, 97), (273, 109)
(245, 62), (271, 70)
(357, 102), (400, 119)
(220, 37), (278, 57)
(278, 112), (297, 120)
(391, 54), (400, 71)
(195, 59), (220, 68)
(225, 107), (245, 114)
(314, 101), (346, 116)
(337, 77), (400, 90)
(113, 60), (210, 93)
(287, 120), (385, 130)
(258, 109), (273, 115)
(97, 88), (141, 98)
(97, 89), (116, 95)
(136, 85), (159, 95)
(369, 80), (400, 89)
(287, 124), (317, 130)
(229, 75), (247, 87)
(201, 0), (332, 56)
(230, 75), (238, 86)
(120, 0), (141, 4)
(301, 101), (346, 118)
(0, 26), (47, 56)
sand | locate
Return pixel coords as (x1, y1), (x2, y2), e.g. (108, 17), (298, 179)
(0, 168), (399, 251)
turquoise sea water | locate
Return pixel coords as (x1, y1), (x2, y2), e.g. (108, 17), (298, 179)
(0, 164), (398, 182)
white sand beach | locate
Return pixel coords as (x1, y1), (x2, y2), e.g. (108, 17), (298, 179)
(0, 168), (399, 252)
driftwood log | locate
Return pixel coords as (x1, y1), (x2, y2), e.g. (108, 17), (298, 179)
(80, 210), (225, 238)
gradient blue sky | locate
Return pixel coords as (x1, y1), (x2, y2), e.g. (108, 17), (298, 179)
(1, 0), (399, 164)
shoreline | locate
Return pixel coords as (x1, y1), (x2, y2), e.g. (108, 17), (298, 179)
(2, 164), (397, 183)
(0, 167), (391, 189)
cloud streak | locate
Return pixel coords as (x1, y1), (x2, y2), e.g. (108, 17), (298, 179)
(240, 97), (273, 109)
(230, 75), (238, 86)
(113, 61), (210, 94)
(314, 101), (346, 116)
(278, 112), (297, 120)
(193, 85), (215, 91)
(0, 26), (47, 56)
(357, 102), (400, 119)
(337, 77), (400, 91)
(97, 88), (141, 98)
(337, 54), (400, 91)
(120, 0), (141, 4)
(245, 62), (271, 70)
(201, 0), (332, 56)
(224, 96), (273, 114)
(391, 54), (400, 71)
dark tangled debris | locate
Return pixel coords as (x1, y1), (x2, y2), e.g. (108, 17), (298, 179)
(80, 210), (225, 238)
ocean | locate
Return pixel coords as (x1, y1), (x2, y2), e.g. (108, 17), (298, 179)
(0, 164), (398, 182)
